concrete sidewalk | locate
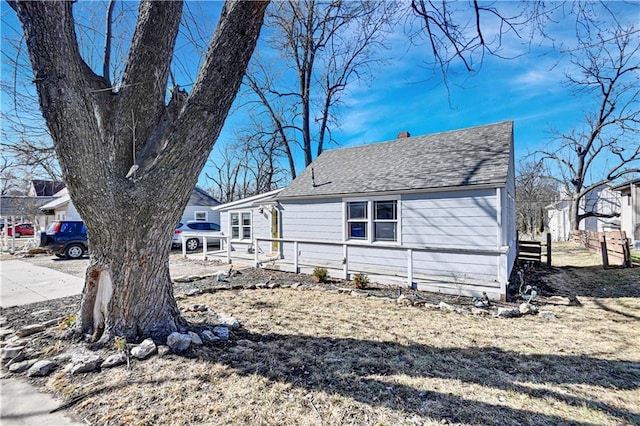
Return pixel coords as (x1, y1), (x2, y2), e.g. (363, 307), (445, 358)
(0, 260), (84, 308)
(0, 378), (84, 425)
(1, 259), (85, 425)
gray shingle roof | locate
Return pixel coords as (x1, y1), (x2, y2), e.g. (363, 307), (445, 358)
(189, 187), (221, 206)
(277, 121), (513, 199)
(1, 196), (57, 216)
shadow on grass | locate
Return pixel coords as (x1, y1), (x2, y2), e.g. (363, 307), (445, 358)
(194, 331), (640, 425)
(521, 264), (640, 300)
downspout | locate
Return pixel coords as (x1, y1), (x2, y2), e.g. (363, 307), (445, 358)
(496, 187), (507, 300)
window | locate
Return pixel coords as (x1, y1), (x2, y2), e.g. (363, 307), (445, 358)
(194, 211), (207, 221)
(346, 199), (398, 242)
(374, 200), (397, 241)
(347, 201), (368, 240)
(230, 212), (251, 240)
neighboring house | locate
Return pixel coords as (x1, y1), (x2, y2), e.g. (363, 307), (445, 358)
(40, 186), (220, 224)
(179, 187), (221, 225)
(546, 185), (621, 241)
(0, 195), (57, 231)
(28, 180), (66, 197)
(611, 178), (640, 249)
(215, 121), (516, 300)
(212, 188), (283, 253)
(39, 188), (81, 221)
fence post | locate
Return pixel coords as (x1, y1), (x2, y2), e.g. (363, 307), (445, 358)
(407, 248), (414, 289)
(226, 237), (231, 264)
(181, 235), (187, 258)
(343, 244), (349, 280)
(620, 230), (631, 268)
(293, 241), (299, 274)
(546, 232), (552, 267)
(202, 236), (208, 261)
(600, 233), (609, 268)
(254, 239), (259, 268)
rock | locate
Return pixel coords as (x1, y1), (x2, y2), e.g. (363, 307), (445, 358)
(519, 303), (538, 315)
(167, 332), (192, 352)
(69, 356), (102, 375)
(267, 282), (280, 289)
(191, 304), (208, 312)
(9, 359), (38, 373)
(213, 326), (229, 341)
(1, 346), (25, 361)
(548, 296), (570, 305)
(27, 360), (56, 377)
(30, 309), (51, 318)
(15, 324), (46, 338)
(130, 338), (157, 360)
(423, 303), (440, 310)
(201, 330), (220, 344)
(101, 353), (127, 369)
(350, 290), (369, 298)
(497, 307), (521, 318)
(0, 317), (6, 327)
(185, 288), (202, 296)
(438, 301), (454, 312)
(243, 284), (257, 290)
(396, 294), (412, 306)
(291, 282), (303, 289)
(217, 313), (239, 329)
(157, 345), (171, 357)
(0, 328), (13, 340)
(471, 307), (490, 316)
(539, 311), (557, 320)
(188, 331), (203, 346)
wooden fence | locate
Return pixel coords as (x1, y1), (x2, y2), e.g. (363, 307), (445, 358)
(571, 230), (632, 268)
(517, 233), (551, 267)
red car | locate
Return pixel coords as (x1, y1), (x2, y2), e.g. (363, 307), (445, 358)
(6, 223), (35, 237)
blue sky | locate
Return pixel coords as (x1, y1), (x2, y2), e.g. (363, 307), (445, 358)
(204, 0), (639, 188)
(2, 1), (638, 190)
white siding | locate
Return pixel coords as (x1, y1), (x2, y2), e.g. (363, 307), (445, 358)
(180, 206), (220, 225)
(401, 189), (498, 249)
(280, 199), (343, 241)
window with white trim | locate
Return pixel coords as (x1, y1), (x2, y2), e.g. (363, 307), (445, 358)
(374, 200), (397, 241)
(230, 212), (252, 240)
(194, 211), (207, 221)
(347, 201), (368, 240)
(346, 200), (398, 242)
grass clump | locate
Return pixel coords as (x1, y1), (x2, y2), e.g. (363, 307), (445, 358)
(312, 267), (328, 283)
(353, 273), (369, 289)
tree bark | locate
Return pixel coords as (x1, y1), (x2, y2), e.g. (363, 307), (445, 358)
(14, 0), (268, 343)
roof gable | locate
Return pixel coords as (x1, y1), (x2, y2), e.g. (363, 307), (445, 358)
(188, 187), (221, 207)
(278, 121), (513, 199)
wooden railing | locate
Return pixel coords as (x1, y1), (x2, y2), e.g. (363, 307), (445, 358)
(571, 230), (632, 268)
(517, 233), (551, 267)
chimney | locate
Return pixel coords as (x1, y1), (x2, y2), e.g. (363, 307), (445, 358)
(397, 131), (410, 139)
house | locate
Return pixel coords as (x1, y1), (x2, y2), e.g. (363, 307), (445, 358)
(611, 178), (640, 249)
(212, 188), (283, 253)
(40, 186), (221, 225)
(214, 121), (516, 300)
(546, 185), (621, 241)
(28, 179), (66, 197)
(179, 187), (221, 225)
(1, 195), (57, 230)
(39, 188), (81, 221)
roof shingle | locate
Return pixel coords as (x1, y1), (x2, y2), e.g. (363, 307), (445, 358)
(277, 121), (513, 199)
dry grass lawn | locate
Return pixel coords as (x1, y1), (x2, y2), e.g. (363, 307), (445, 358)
(6, 241), (639, 425)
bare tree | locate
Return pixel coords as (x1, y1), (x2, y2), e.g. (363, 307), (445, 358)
(8, 0), (268, 343)
(515, 160), (559, 238)
(538, 17), (640, 231)
(244, 0), (396, 178)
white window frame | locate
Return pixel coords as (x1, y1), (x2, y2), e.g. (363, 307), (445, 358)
(229, 211), (252, 241)
(194, 211), (208, 221)
(344, 196), (401, 244)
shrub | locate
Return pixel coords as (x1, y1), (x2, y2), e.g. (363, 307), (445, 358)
(353, 273), (369, 289)
(312, 267), (328, 283)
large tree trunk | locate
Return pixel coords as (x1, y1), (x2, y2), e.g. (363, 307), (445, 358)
(13, 0), (268, 343)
